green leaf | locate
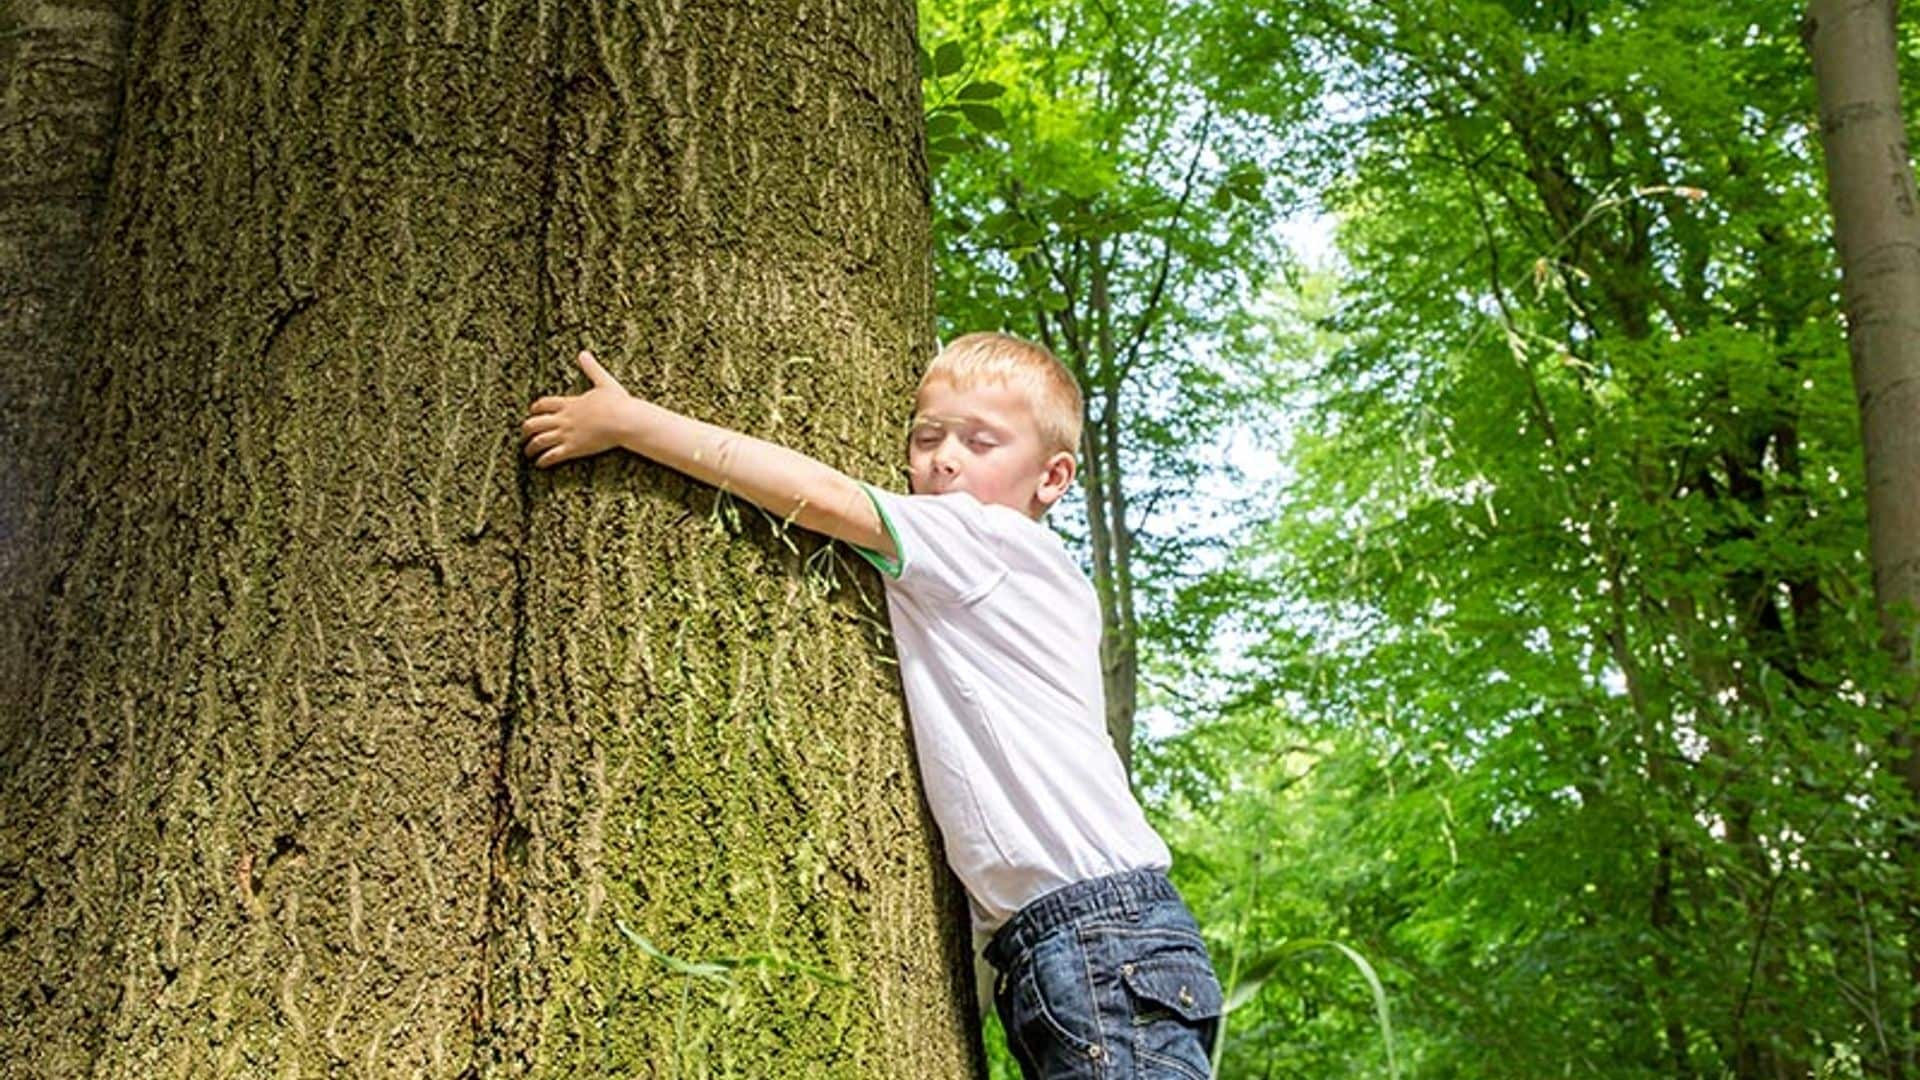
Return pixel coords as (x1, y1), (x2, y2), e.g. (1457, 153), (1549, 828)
(933, 41), (965, 78)
(1006, 220), (1046, 247)
(615, 920), (735, 985)
(978, 210), (1021, 237)
(957, 80), (1007, 101)
(1226, 160), (1265, 187)
(615, 919), (848, 988)
(722, 952), (851, 987)
(1222, 938), (1398, 1078)
(926, 135), (969, 159)
(959, 103), (1005, 132)
(926, 112), (961, 139)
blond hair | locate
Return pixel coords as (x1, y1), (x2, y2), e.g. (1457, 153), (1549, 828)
(918, 331), (1083, 455)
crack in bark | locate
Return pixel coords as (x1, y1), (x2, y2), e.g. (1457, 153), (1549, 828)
(475, 4), (571, 1072)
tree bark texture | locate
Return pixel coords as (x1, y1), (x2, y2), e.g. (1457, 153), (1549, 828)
(0, 0), (983, 1076)
(0, 0), (130, 765)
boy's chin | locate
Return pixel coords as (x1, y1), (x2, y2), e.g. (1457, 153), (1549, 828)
(984, 493), (1046, 517)
(912, 483), (1041, 516)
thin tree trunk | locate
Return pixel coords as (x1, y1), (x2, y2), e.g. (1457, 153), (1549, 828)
(0, 0), (981, 1075)
(1086, 237), (1136, 773)
(1008, 196), (1142, 778)
(1038, 253), (1136, 774)
(1600, 554), (1693, 1077)
(1805, 0), (1920, 1067)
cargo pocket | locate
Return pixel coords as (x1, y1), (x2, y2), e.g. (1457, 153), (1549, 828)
(1120, 943), (1223, 1080)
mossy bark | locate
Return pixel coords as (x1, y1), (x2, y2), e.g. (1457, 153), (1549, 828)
(0, 0), (982, 1076)
(0, 0), (130, 761)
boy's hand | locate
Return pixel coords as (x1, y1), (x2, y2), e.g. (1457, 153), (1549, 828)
(521, 350), (635, 468)
(517, 353), (891, 558)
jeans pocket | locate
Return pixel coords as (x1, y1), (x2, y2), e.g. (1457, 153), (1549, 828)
(1004, 933), (1105, 1077)
(1119, 937), (1223, 1080)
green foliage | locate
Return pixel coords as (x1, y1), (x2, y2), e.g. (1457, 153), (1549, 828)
(920, 0), (1310, 663)
(921, 41), (1008, 169)
(927, 0), (1920, 1076)
(1147, 1), (1918, 1076)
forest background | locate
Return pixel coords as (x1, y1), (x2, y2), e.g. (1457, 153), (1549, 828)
(2, 0), (1916, 1076)
(919, 0), (1920, 1077)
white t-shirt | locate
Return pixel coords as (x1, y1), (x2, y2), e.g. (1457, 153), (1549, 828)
(853, 484), (1172, 934)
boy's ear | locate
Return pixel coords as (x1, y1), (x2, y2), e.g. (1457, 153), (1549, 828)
(1035, 450), (1077, 508)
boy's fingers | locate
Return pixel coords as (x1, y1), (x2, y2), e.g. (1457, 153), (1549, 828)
(577, 349), (621, 389)
(521, 413), (558, 434)
(530, 397), (563, 414)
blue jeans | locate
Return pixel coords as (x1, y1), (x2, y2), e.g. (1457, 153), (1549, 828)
(985, 868), (1224, 1080)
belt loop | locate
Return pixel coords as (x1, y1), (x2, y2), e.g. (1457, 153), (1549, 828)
(1119, 872), (1140, 921)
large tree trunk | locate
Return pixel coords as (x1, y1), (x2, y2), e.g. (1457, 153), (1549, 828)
(0, 0), (130, 755)
(0, 0), (983, 1076)
(1805, 0), (1920, 1064)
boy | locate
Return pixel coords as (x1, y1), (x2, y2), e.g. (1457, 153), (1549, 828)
(520, 332), (1223, 1079)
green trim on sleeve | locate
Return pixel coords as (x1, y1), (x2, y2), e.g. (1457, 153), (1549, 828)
(851, 483), (905, 580)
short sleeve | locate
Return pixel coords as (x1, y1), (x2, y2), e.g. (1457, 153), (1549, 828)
(851, 484), (1010, 605)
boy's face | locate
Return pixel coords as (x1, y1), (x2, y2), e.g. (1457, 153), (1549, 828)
(908, 377), (1075, 518)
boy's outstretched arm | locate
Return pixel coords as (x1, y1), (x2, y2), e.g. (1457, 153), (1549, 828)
(520, 350), (896, 560)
